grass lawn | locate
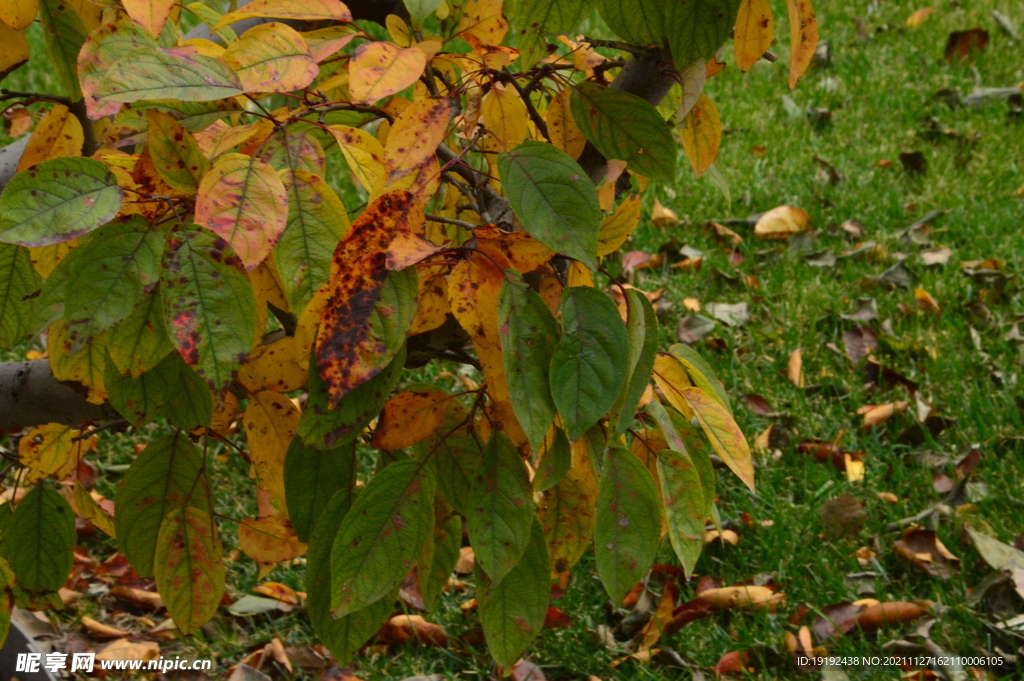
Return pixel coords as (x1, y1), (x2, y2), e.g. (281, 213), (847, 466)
(2, 0), (1023, 679)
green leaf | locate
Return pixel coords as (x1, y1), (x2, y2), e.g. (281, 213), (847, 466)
(285, 437), (356, 543)
(549, 287), (629, 441)
(571, 83), (677, 183)
(505, 0), (589, 68)
(416, 403), (483, 515)
(421, 506), (461, 611)
(153, 506), (225, 635)
(95, 46), (245, 103)
(669, 342), (732, 415)
(0, 557), (14, 644)
(666, 0), (742, 70)
(681, 386), (754, 492)
(476, 519), (550, 668)
(595, 447), (662, 604)
(609, 289), (658, 437)
(404, 0), (446, 27)
(467, 432), (535, 583)
(596, 0), (665, 45)
(105, 351), (213, 430)
(161, 226), (257, 392)
(146, 110), (210, 194)
(299, 345), (406, 449)
(533, 427), (571, 492)
(106, 290), (175, 378)
(259, 127), (326, 176)
(276, 169), (349, 312)
(6, 485), (75, 594)
(109, 98), (246, 147)
(39, 0), (88, 100)
(78, 20), (175, 118)
(330, 459), (435, 617)
(0, 158), (124, 247)
(497, 272), (559, 453)
(115, 432), (211, 578)
(657, 448), (705, 576)
(0, 243), (40, 348)
(306, 489), (395, 665)
(497, 140), (601, 271)
(64, 218), (165, 347)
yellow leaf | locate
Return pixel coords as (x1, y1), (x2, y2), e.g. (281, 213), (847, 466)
(243, 391), (300, 516)
(448, 250), (528, 446)
(652, 354), (695, 420)
(679, 94), (720, 178)
(567, 261), (593, 288)
(540, 438), (598, 578)
(546, 88), (585, 159)
(734, 0), (774, 72)
(0, 0), (37, 31)
(72, 481), (116, 538)
(348, 41), (426, 105)
(386, 13), (413, 47)
(179, 38), (226, 59)
(48, 321), (108, 404)
(787, 347), (804, 387)
(786, 0), (818, 89)
(681, 387), (755, 492)
(906, 7), (934, 28)
(210, 390), (239, 436)
(238, 336), (308, 393)
(473, 224), (554, 272)
(18, 423), (96, 484)
(302, 24), (358, 63)
(754, 205), (811, 238)
(28, 239), (77, 278)
(409, 272), (450, 335)
(861, 401), (908, 428)
(383, 96), (452, 185)
(597, 159), (627, 211)
(651, 199), (677, 228)
(481, 82), (528, 151)
(214, 0), (352, 29)
(223, 22), (319, 93)
(456, 0), (508, 46)
(17, 104), (83, 171)
(914, 287), (941, 313)
(0, 20), (29, 75)
(194, 120), (263, 161)
(370, 389), (451, 450)
(597, 194), (641, 256)
(122, 0), (176, 38)
(239, 515), (307, 564)
(327, 125), (386, 192)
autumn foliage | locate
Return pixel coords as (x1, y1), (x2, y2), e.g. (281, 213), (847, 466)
(0, 0), (814, 670)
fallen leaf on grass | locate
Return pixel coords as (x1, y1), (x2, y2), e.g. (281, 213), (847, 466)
(96, 639), (160, 662)
(704, 529), (739, 545)
(754, 205), (811, 239)
(254, 581), (299, 605)
(111, 585), (164, 609)
(840, 298), (878, 322)
(945, 28), (989, 63)
(706, 221), (743, 246)
(705, 302), (749, 326)
(622, 250), (663, 276)
(378, 614), (448, 647)
(844, 326), (877, 363)
(266, 637), (293, 674)
(859, 401), (909, 428)
(543, 606), (572, 629)
(894, 528), (961, 579)
(920, 246), (951, 266)
(914, 288), (941, 313)
(714, 651), (751, 675)
(785, 626), (823, 670)
(787, 348), (804, 387)
(698, 585), (785, 611)
(683, 298), (701, 312)
(677, 315), (716, 343)
(906, 8), (934, 28)
(821, 494), (866, 537)
(743, 394), (773, 415)
(81, 616), (131, 638)
(651, 199), (677, 228)
(965, 526), (1024, 573)
(813, 602), (866, 642)
(455, 546), (474, 574)
(877, 492), (899, 503)
(857, 601), (929, 633)
(509, 659), (546, 681)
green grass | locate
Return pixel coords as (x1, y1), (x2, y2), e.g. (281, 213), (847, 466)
(2, 0), (1023, 678)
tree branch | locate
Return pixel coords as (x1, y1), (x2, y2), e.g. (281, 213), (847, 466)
(0, 360), (113, 432)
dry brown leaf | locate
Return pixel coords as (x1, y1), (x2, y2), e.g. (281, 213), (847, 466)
(787, 347), (805, 387)
(914, 287), (941, 313)
(110, 585), (164, 609)
(698, 585), (784, 611)
(704, 529), (740, 545)
(96, 639), (160, 662)
(857, 601), (929, 632)
(876, 492), (899, 503)
(266, 637), (293, 674)
(861, 401), (908, 428)
(821, 494), (866, 537)
(754, 205), (811, 239)
(894, 528), (961, 579)
(379, 614), (448, 647)
(651, 199), (678, 228)
(81, 616), (130, 639)
(455, 546), (474, 574)
(254, 581), (299, 605)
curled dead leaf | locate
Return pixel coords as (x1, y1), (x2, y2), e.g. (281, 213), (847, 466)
(894, 528), (960, 579)
(754, 206), (811, 239)
(857, 601), (929, 633)
(698, 585), (784, 611)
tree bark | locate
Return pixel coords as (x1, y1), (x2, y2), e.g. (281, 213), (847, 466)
(0, 361), (111, 432)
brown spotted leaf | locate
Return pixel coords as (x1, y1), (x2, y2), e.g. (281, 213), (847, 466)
(153, 506), (225, 635)
(222, 22), (319, 93)
(348, 41), (426, 104)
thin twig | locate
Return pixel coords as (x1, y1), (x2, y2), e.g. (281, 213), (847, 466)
(72, 419), (128, 442)
(426, 213), (478, 230)
(581, 38), (647, 56)
(502, 69), (549, 142)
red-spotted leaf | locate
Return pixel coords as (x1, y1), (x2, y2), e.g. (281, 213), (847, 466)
(467, 432), (536, 583)
(153, 506), (225, 634)
(78, 21), (171, 119)
(330, 459), (435, 618)
(161, 226), (257, 392)
(595, 447), (662, 604)
(146, 109), (209, 193)
(348, 41), (426, 104)
(222, 22), (319, 93)
(658, 448), (705, 576)
(215, 0), (353, 30)
(194, 153), (288, 270)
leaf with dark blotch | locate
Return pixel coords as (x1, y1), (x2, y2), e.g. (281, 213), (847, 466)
(6, 485), (75, 594)
(284, 437), (356, 544)
(467, 433), (535, 583)
(316, 191), (423, 407)
(498, 272), (560, 452)
(161, 225), (256, 392)
(497, 141), (601, 270)
(153, 507), (225, 635)
(330, 459), (435, 618)
(571, 83), (677, 182)
(595, 447), (662, 605)
(0, 157), (123, 247)
(476, 520), (550, 669)
(549, 287), (629, 441)
(306, 490), (395, 666)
